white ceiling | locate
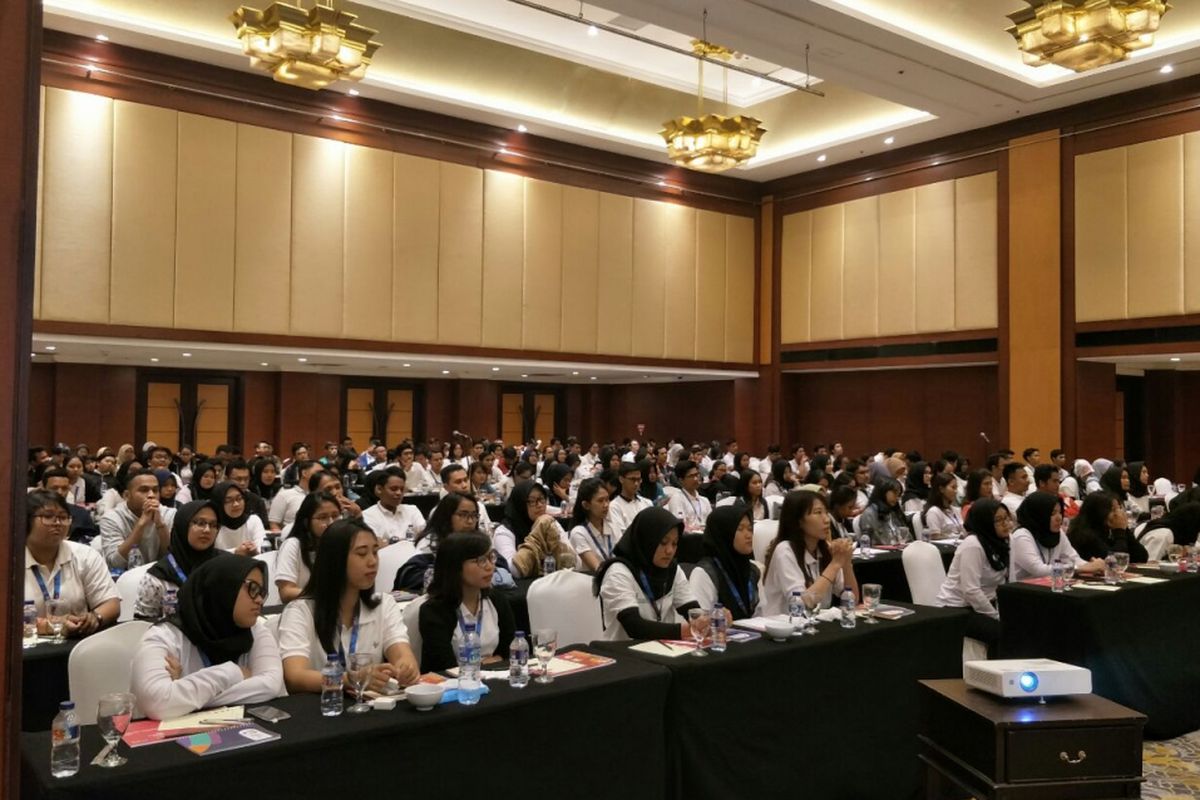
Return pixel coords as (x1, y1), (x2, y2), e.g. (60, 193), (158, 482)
(1081, 352), (1200, 376)
(42, 0), (1200, 181)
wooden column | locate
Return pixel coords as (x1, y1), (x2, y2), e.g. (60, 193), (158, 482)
(2, 0), (41, 792)
(1005, 131), (1062, 454)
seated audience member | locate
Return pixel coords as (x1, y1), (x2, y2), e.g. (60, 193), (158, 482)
(468, 460), (499, 505)
(398, 492), (513, 591)
(733, 469), (769, 521)
(1009, 492), (1105, 581)
(699, 460), (731, 504)
(690, 505), (759, 620)
(638, 459), (664, 505)
(279, 519), (419, 693)
(251, 458), (283, 506)
(417, 531), (516, 672)
(901, 462), (931, 514)
(24, 491), (119, 637)
(1000, 462), (1031, 517)
(857, 478), (911, 546)
(494, 481), (568, 570)
(595, 507), (701, 641)
(95, 459), (142, 518)
(568, 478), (618, 573)
(131, 555), (284, 720)
(666, 460), (711, 532)
(1139, 501), (1200, 549)
(1126, 461), (1152, 513)
(921, 473), (965, 539)
(962, 469), (995, 521)
(759, 490), (857, 614)
(1067, 491), (1149, 563)
(211, 482), (265, 556)
(935, 499), (1011, 651)
(156, 471), (180, 509)
(361, 467), (426, 544)
(176, 462), (217, 505)
(439, 463), (471, 499)
(308, 469), (360, 518)
(510, 514), (578, 578)
(827, 485), (858, 539)
(275, 492), (342, 603)
(608, 461), (654, 537)
(1099, 464), (1142, 521)
(1069, 459), (1099, 498)
(269, 460), (322, 532)
(99, 469), (175, 569)
(41, 467), (98, 543)
(135, 500), (224, 620)
(763, 459), (796, 499)
(541, 462), (574, 512)
(224, 459), (269, 527)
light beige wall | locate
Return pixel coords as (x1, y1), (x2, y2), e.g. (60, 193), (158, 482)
(779, 172), (999, 344)
(35, 87), (756, 363)
(1075, 132), (1200, 322)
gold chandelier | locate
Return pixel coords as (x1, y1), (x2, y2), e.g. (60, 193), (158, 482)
(1007, 0), (1170, 72)
(229, 0), (381, 90)
(660, 40), (766, 173)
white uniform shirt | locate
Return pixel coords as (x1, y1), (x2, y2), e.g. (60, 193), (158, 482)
(935, 536), (1006, 618)
(1001, 492), (1025, 518)
(665, 490), (712, 532)
(131, 620), (284, 721)
(405, 462), (436, 495)
(362, 502), (427, 542)
(492, 520), (568, 564)
(268, 486), (306, 527)
(274, 536), (311, 593)
(215, 516), (267, 552)
(24, 540), (118, 617)
(599, 562), (695, 641)
(607, 494), (653, 539)
(758, 541), (844, 615)
(568, 521), (617, 568)
(1009, 528), (1087, 581)
(278, 594), (410, 671)
(450, 599), (500, 660)
(922, 506), (966, 538)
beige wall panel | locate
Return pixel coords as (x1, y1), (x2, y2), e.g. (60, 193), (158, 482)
(233, 124), (292, 334)
(841, 196), (879, 340)
(523, 179), (563, 351)
(438, 162), (483, 346)
(694, 210), (727, 361)
(110, 101), (177, 326)
(1126, 137), (1185, 319)
(1074, 148), (1127, 322)
(342, 144), (393, 341)
(34, 86), (44, 319)
(725, 215), (756, 363)
(176, 113), (236, 331)
(393, 153), (440, 342)
(1186, 133), (1200, 313)
(759, 200), (774, 364)
(596, 193), (634, 355)
(663, 204), (697, 360)
(779, 211), (812, 344)
(809, 204), (844, 340)
(632, 199), (668, 358)
(877, 189), (916, 335)
(954, 172), (999, 330)
(913, 180), (956, 333)
(560, 185), (600, 354)
(290, 135), (345, 337)
(481, 170), (524, 349)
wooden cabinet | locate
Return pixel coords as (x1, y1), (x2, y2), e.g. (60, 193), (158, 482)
(919, 679), (1145, 800)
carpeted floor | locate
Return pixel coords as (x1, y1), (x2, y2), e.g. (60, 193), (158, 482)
(1143, 729), (1200, 799)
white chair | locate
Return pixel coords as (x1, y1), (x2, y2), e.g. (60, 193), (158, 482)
(715, 496), (737, 508)
(1135, 522), (1173, 562)
(910, 510), (925, 542)
(254, 551), (281, 607)
(376, 541), (417, 597)
(752, 520), (778, 564)
(901, 541), (946, 606)
(852, 514), (864, 535)
(962, 638), (989, 667)
(68, 620), (152, 724)
(402, 595), (426, 669)
(115, 563), (155, 622)
(526, 570), (604, 647)
(261, 613), (282, 645)
(766, 495), (784, 520)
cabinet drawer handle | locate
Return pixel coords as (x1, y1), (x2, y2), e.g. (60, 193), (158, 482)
(1059, 750), (1088, 765)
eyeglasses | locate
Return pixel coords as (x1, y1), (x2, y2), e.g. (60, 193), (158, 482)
(470, 551), (498, 568)
(34, 513), (71, 526)
(243, 579), (267, 602)
(311, 514), (341, 525)
(526, 497), (548, 508)
(453, 510), (480, 522)
(190, 520), (220, 531)
(224, 495), (245, 505)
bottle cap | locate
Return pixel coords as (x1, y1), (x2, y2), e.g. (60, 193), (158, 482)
(515, 630), (525, 637)
(60, 701), (75, 710)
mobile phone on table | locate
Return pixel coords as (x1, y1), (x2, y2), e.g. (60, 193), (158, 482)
(246, 705), (291, 723)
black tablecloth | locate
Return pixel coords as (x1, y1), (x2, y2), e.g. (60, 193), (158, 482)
(594, 604), (968, 800)
(21, 650), (670, 800)
(402, 493), (439, 517)
(852, 546), (956, 603)
(21, 640), (77, 733)
(998, 569), (1200, 740)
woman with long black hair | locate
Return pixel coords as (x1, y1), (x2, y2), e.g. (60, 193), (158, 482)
(274, 491), (342, 603)
(759, 490), (856, 615)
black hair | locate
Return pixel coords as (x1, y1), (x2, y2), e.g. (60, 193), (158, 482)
(417, 492), (478, 550)
(290, 492), (341, 573)
(1001, 462), (1026, 482)
(1033, 463), (1058, 487)
(26, 490), (70, 531)
(426, 531), (493, 607)
(300, 518), (381, 655)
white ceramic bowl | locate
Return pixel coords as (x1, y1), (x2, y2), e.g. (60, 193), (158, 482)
(405, 683), (445, 711)
(764, 620), (793, 641)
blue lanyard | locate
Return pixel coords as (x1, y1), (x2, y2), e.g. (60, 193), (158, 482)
(637, 571), (663, 621)
(457, 606), (483, 637)
(712, 559), (754, 617)
(336, 607), (360, 666)
(32, 567), (62, 602)
(166, 553), (188, 583)
(586, 523), (611, 560)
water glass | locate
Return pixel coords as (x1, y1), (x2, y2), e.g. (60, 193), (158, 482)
(46, 599), (66, 643)
(858, 534), (873, 559)
(533, 629), (557, 684)
(96, 693), (134, 768)
(346, 653), (375, 714)
(861, 583), (882, 624)
(687, 609), (711, 657)
(1113, 552), (1130, 581)
(23, 603), (37, 648)
(1050, 559), (1066, 592)
(1062, 560), (1076, 591)
(801, 591), (822, 635)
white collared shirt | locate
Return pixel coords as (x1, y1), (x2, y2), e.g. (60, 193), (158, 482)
(607, 494), (653, 539)
(268, 486), (306, 527)
(598, 562), (695, 641)
(936, 537), (1006, 618)
(215, 515), (267, 552)
(568, 520), (617, 567)
(1009, 528), (1087, 581)
(758, 540), (844, 616)
(362, 502), (427, 542)
(274, 535), (311, 593)
(666, 489), (712, 531)
(278, 594), (409, 671)
(24, 540), (118, 617)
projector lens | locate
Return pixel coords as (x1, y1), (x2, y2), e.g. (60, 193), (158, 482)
(1019, 672), (1039, 692)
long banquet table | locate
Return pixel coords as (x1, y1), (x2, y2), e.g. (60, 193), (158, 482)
(21, 639), (77, 733)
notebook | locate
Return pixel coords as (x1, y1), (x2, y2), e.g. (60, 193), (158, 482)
(176, 723), (280, 756)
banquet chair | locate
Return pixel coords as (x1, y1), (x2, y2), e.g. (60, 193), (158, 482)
(901, 541), (946, 606)
(1134, 522), (1173, 562)
(261, 613), (281, 645)
(402, 595), (426, 669)
(752, 520), (778, 564)
(69, 619), (152, 724)
(962, 637), (989, 666)
(254, 551), (281, 607)
(715, 496), (737, 508)
(376, 541), (417, 597)
(766, 495), (784, 520)
(910, 511), (925, 541)
(115, 563), (155, 622)
(526, 570), (604, 647)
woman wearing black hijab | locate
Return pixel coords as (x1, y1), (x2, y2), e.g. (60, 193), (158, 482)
(935, 499), (1012, 651)
(211, 481), (266, 556)
(691, 505), (760, 620)
(1099, 465), (1130, 503)
(134, 500), (225, 620)
(251, 458), (282, 503)
(1140, 502), (1200, 547)
(1068, 491), (1149, 563)
(540, 462), (574, 512)
(180, 461), (218, 504)
(858, 478), (911, 545)
(595, 507), (701, 641)
(901, 462), (932, 514)
(1009, 492), (1105, 581)
(1126, 462), (1151, 500)
(494, 480), (566, 568)
(131, 555), (283, 720)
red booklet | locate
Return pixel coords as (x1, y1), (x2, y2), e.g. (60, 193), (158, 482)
(123, 719), (247, 748)
(546, 650), (616, 677)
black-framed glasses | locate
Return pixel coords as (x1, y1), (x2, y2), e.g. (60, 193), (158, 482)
(526, 496), (548, 508)
(470, 551), (498, 568)
(453, 510), (480, 522)
(243, 579), (267, 602)
(190, 520), (220, 532)
(34, 513), (71, 526)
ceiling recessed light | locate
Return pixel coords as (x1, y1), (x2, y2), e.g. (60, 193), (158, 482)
(590, 376), (597, 381)
(95, 34), (108, 42)
(297, 357), (307, 362)
(348, 88), (360, 95)
(656, 180), (668, 187)
(587, 24), (599, 37)
(260, 362), (269, 367)
(30, 352), (35, 357)
(1170, 357), (1182, 362)
(517, 124), (528, 133)
(441, 369), (450, 375)
(572, 371), (580, 376)
(181, 352), (192, 357)
(150, 357), (159, 363)
(817, 154), (827, 162)
(491, 366), (500, 372)
(1078, 33), (1089, 43)
(521, 373), (528, 378)
(403, 363), (411, 367)
(1160, 64), (1174, 75)
(883, 136), (895, 145)
(44, 345), (56, 351)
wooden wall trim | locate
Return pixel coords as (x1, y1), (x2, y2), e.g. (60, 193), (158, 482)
(40, 30), (760, 218)
(780, 328), (998, 353)
(782, 355), (998, 373)
(1060, 134), (1078, 457)
(1076, 313), (1200, 333)
(32, 320), (759, 373)
(1075, 342), (1200, 358)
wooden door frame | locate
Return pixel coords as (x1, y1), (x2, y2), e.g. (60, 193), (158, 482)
(134, 369), (243, 454)
(338, 378), (426, 447)
(496, 384), (565, 445)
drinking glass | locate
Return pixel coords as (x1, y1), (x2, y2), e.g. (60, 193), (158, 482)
(23, 604), (37, 649)
(687, 609), (711, 657)
(1062, 560), (1076, 591)
(1166, 544), (1184, 564)
(346, 653), (375, 713)
(801, 591), (822, 635)
(858, 534), (873, 559)
(1113, 552), (1130, 581)
(861, 583), (882, 624)
(46, 599), (66, 643)
(533, 629), (558, 684)
(96, 693), (134, 768)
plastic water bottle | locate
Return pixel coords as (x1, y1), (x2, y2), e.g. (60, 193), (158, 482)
(50, 701), (80, 778)
(23, 601), (37, 648)
(422, 566), (435, 593)
(508, 631), (530, 688)
(840, 589), (857, 629)
(320, 653), (344, 716)
(1051, 559), (1067, 591)
(127, 547), (144, 569)
(542, 553), (556, 576)
(458, 629), (482, 705)
(788, 591), (804, 632)
(161, 587), (178, 619)
(710, 603), (727, 653)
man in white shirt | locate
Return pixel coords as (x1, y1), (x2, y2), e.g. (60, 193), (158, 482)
(721, 440), (737, 468)
(607, 461), (652, 538)
(365, 444), (391, 473)
(439, 463), (471, 499)
(1022, 447), (1040, 487)
(848, 460), (871, 511)
(986, 453), (1007, 500)
(1050, 449), (1070, 482)
(579, 442), (601, 476)
(362, 467), (426, 543)
(1000, 463), (1031, 517)
(666, 460), (712, 532)
(788, 443), (808, 482)
(399, 444), (435, 494)
(98, 470), (174, 568)
(620, 440), (641, 463)
(269, 460), (322, 532)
